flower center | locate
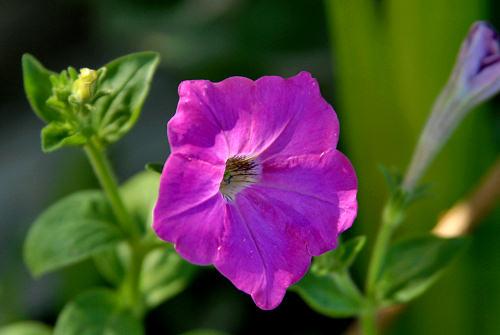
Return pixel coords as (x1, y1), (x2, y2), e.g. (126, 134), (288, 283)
(219, 156), (260, 201)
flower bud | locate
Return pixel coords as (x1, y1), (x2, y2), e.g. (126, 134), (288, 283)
(72, 68), (98, 102)
(403, 21), (500, 190)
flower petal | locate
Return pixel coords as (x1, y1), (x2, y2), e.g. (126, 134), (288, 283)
(214, 200), (310, 310)
(168, 82), (229, 164)
(257, 149), (358, 254)
(153, 153), (226, 265)
(177, 72), (339, 159)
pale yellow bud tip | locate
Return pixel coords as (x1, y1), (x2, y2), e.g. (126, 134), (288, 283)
(72, 68), (98, 102)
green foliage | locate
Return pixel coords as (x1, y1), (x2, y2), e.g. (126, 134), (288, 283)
(41, 122), (87, 153)
(22, 54), (59, 122)
(292, 237), (366, 318)
(0, 322), (52, 335)
(54, 289), (144, 335)
(293, 270), (364, 318)
(22, 52), (159, 153)
(93, 243), (128, 286)
(312, 236), (366, 274)
(376, 234), (467, 305)
(93, 52), (160, 144)
(141, 246), (197, 308)
(120, 171), (160, 233)
(24, 191), (125, 277)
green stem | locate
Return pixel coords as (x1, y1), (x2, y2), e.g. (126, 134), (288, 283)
(365, 196), (406, 298)
(365, 218), (394, 298)
(84, 138), (140, 238)
(123, 241), (146, 318)
(360, 307), (378, 335)
(361, 196), (407, 335)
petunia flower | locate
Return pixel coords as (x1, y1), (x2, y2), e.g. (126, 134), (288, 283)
(403, 21), (500, 190)
(153, 72), (358, 310)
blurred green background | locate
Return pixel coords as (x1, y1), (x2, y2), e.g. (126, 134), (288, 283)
(1, 0), (499, 334)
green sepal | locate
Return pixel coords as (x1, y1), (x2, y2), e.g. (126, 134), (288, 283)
(22, 54), (60, 122)
(145, 162), (164, 174)
(41, 122), (87, 153)
(292, 270), (364, 318)
(314, 236), (367, 273)
(376, 234), (468, 305)
(54, 289), (144, 335)
(24, 190), (125, 277)
(93, 52), (160, 144)
(0, 322), (52, 335)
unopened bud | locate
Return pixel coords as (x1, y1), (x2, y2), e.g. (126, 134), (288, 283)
(403, 21), (500, 190)
(72, 68), (98, 102)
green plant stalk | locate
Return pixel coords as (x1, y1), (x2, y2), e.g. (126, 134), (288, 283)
(362, 196), (407, 334)
(122, 241), (146, 318)
(84, 138), (141, 239)
(360, 306), (377, 335)
(84, 138), (146, 316)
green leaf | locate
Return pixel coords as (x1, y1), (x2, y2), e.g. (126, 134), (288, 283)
(54, 289), (143, 335)
(313, 236), (366, 273)
(0, 322), (52, 335)
(144, 162), (163, 174)
(92, 243), (128, 286)
(24, 191), (125, 277)
(22, 54), (60, 122)
(332, 236), (366, 270)
(120, 171), (160, 233)
(141, 246), (197, 308)
(179, 330), (229, 335)
(41, 122), (87, 153)
(376, 234), (467, 305)
(292, 270), (364, 318)
(94, 52), (160, 144)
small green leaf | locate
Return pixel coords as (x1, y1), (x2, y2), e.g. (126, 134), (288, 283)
(120, 171), (160, 233)
(313, 236), (366, 273)
(145, 162), (163, 174)
(179, 330), (230, 335)
(24, 191), (125, 276)
(0, 322), (52, 335)
(54, 289), (143, 335)
(41, 122), (87, 153)
(332, 236), (366, 270)
(93, 243), (128, 286)
(22, 54), (60, 122)
(94, 52), (160, 144)
(292, 270), (364, 318)
(141, 246), (197, 308)
(376, 234), (467, 305)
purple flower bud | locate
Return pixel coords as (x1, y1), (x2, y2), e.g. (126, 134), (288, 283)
(453, 21), (500, 106)
(403, 21), (500, 190)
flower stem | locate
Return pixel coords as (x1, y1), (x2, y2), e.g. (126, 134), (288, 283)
(84, 138), (145, 316)
(365, 217), (394, 298)
(84, 138), (141, 239)
(362, 195), (407, 335)
(122, 241), (146, 318)
(366, 195), (406, 296)
(360, 307), (377, 335)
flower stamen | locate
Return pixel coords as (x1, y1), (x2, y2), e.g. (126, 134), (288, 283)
(220, 156), (260, 201)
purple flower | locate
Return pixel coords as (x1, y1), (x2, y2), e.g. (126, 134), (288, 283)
(153, 72), (358, 309)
